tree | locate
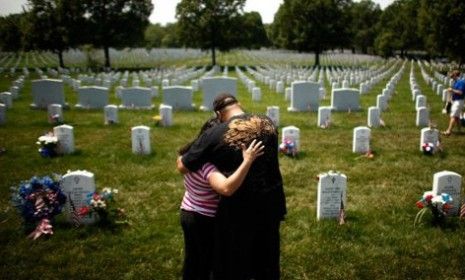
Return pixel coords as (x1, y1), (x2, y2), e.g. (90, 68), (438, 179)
(374, 0), (421, 57)
(418, 0), (465, 65)
(83, 0), (153, 68)
(176, 0), (246, 66)
(23, 0), (85, 68)
(270, 0), (352, 66)
(348, 0), (382, 54)
(145, 23), (165, 48)
(0, 14), (24, 52)
(231, 12), (270, 50)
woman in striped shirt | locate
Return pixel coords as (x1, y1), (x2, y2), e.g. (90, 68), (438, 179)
(178, 117), (264, 280)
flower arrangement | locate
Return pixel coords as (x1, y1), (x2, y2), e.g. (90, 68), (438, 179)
(10, 175), (67, 239)
(414, 191), (453, 227)
(422, 142), (435, 155)
(279, 138), (298, 157)
(78, 188), (126, 225)
(37, 132), (58, 157)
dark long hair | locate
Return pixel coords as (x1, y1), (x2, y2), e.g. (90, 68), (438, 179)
(178, 117), (220, 155)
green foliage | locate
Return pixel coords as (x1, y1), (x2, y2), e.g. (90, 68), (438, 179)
(348, 0), (382, 54)
(1, 57), (465, 279)
(0, 14), (24, 52)
(83, 0), (153, 67)
(271, 0), (352, 65)
(176, 0), (246, 65)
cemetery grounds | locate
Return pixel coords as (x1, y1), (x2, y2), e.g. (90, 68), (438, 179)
(0, 50), (465, 279)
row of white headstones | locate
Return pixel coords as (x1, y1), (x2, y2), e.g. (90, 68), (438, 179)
(58, 168), (462, 225)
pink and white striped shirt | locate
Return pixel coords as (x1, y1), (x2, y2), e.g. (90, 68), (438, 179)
(181, 162), (220, 217)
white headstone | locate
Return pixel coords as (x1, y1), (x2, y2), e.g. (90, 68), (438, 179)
(276, 81), (284, 93)
(162, 86), (194, 110)
(282, 126), (300, 150)
(266, 106), (280, 127)
(200, 77), (237, 111)
(416, 107), (429, 127)
(368, 106), (380, 128)
(53, 124), (75, 154)
(150, 86), (158, 97)
(318, 106), (332, 128)
(131, 125), (151, 155)
(162, 79), (170, 87)
(31, 79), (66, 109)
(159, 104), (173, 127)
(191, 80), (199, 91)
(104, 105), (118, 124)
(285, 87), (292, 101)
(353, 126), (371, 153)
(377, 94), (388, 111)
(0, 92), (12, 108)
(317, 171), (347, 220)
(288, 81), (320, 112)
(47, 104), (64, 123)
(252, 87), (261, 102)
(76, 86), (109, 109)
(0, 103), (5, 124)
(420, 127), (439, 151)
(415, 95), (427, 110)
(120, 87), (153, 109)
(432, 171), (462, 215)
(331, 88), (360, 111)
(61, 170), (96, 225)
(412, 89), (421, 102)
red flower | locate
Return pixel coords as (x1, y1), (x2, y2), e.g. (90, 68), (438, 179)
(78, 206), (90, 216)
(416, 201), (424, 209)
(93, 193), (102, 201)
(425, 195), (433, 203)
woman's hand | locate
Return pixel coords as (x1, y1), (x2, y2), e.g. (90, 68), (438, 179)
(241, 139), (265, 163)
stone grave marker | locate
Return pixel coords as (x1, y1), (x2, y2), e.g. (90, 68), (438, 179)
(377, 94), (388, 111)
(282, 126), (300, 150)
(353, 126), (370, 153)
(53, 124), (75, 154)
(47, 104), (64, 124)
(416, 107), (429, 127)
(162, 86), (194, 110)
(0, 103), (5, 124)
(420, 127), (439, 151)
(368, 106), (380, 128)
(120, 87), (153, 109)
(0, 92), (12, 108)
(31, 79), (66, 109)
(415, 95), (427, 110)
(131, 126), (151, 155)
(331, 89), (360, 111)
(288, 81), (320, 112)
(432, 171), (462, 215)
(104, 105), (118, 124)
(252, 87), (261, 101)
(318, 106), (332, 128)
(159, 104), (173, 127)
(61, 170), (96, 225)
(266, 106), (280, 127)
(317, 171), (347, 220)
(76, 86), (109, 109)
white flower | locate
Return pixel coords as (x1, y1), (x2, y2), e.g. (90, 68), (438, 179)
(431, 195), (445, 205)
(113, 189), (118, 194)
(102, 187), (111, 194)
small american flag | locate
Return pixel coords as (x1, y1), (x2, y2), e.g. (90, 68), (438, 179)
(68, 194), (81, 227)
(460, 202), (465, 220)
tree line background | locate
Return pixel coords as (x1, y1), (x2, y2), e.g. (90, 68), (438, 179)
(0, 0), (464, 67)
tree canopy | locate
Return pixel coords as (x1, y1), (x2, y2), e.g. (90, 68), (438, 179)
(176, 0), (246, 65)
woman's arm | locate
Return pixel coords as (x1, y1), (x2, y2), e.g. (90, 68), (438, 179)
(207, 139), (264, 196)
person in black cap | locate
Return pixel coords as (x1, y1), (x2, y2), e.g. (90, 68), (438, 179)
(177, 93), (286, 280)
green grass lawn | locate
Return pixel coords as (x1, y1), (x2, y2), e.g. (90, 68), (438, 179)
(1, 60), (465, 280)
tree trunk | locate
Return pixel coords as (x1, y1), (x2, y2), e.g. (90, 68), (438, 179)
(104, 46), (111, 69)
(58, 50), (65, 68)
(315, 51), (320, 66)
(211, 45), (216, 66)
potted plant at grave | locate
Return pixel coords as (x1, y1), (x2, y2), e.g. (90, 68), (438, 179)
(10, 174), (67, 239)
(78, 187), (127, 226)
(36, 132), (59, 157)
(414, 191), (453, 227)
